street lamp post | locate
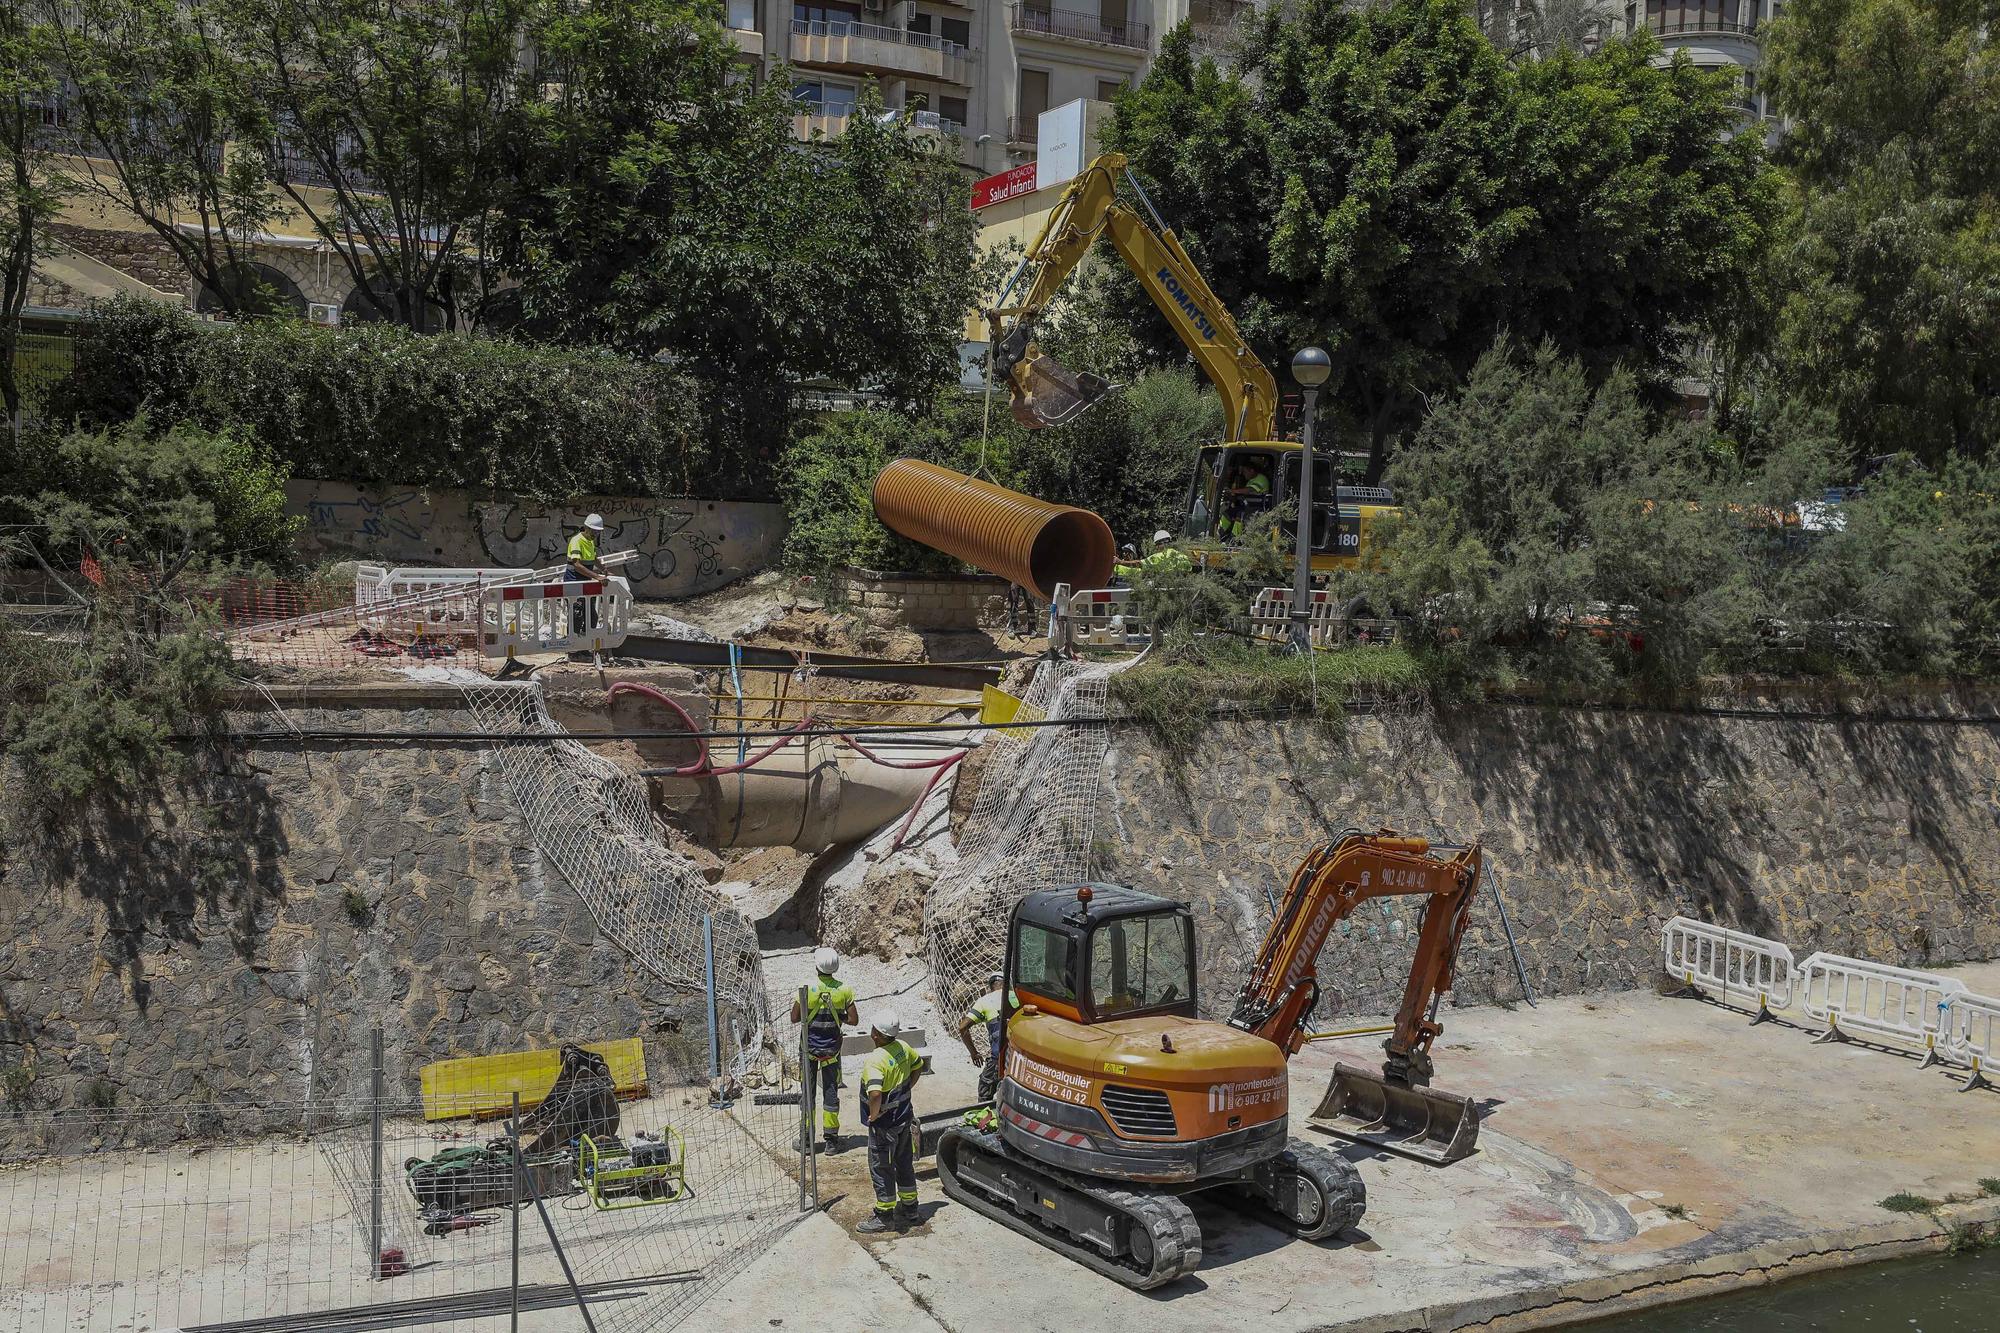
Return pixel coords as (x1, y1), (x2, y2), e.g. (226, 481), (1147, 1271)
(1289, 346), (1333, 653)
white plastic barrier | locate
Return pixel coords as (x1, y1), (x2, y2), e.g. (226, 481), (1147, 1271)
(1249, 587), (1332, 643)
(1798, 952), (1965, 1055)
(1247, 587), (1403, 648)
(1942, 990), (1998, 1090)
(479, 577), (633, 658)
(356, 565), (534, 631)
(1660, 916), (1797, 1015)
(1066, 586), (1149, 648)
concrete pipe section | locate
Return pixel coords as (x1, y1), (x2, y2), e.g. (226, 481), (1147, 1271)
(872, 458), (1115, 599)
(699, 733), (949, 850)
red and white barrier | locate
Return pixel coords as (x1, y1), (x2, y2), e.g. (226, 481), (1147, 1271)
(479, 577), (633, 659)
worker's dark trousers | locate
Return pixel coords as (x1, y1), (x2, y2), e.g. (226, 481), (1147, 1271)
(564, 569), (587, 636)
(816, 1056), (842, 1135)
(978, 1050), (999, 1103)
(867, 1119), (917, 1214)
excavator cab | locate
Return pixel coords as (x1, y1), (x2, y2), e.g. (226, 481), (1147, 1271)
(1008, 884), (1199, 1025)
(1183, 443), (1399, 572)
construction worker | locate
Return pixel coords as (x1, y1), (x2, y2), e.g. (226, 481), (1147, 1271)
(1217, 459), (1272, 542)
(856, 1010), (923, 1234)
(1114, 531), (1194, 580)
(564, 513), (608, 636)
(790, 947), (859, 1151)
(959, 970), (1008, 1103)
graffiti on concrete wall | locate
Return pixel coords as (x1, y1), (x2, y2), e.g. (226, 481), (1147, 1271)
(286, 479), (784, 596)
(303, 490), (431, 546)
(475, 501), (729, 587)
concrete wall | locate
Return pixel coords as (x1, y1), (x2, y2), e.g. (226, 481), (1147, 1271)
(288, 479), (787, 598)
(0, 705), (711, 1143)
(1099, 691), (2000, 1023)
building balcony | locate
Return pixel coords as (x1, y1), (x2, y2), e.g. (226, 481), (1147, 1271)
(1008, 4), (1150, 52)
(1006, 115), (1038, 145)
(1644, 13), (1752, 35)
(791, 103), (853, 139)
(790, 18), (972, 86)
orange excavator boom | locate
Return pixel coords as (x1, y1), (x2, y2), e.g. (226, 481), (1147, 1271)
(1227, 829), (1486, 1164)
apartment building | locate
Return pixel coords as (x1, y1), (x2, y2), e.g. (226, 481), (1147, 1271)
(729, 0), (1253, 178)
(1620, 0), (1780, 121)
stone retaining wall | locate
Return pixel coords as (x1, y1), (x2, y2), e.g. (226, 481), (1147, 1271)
(1099, 691), (2000, 1023)
(0, 705), (707, 1138)
(831, 567), (1021, 631)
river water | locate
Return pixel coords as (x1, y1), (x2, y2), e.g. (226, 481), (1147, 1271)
(1579, 1249), (2000, 1331)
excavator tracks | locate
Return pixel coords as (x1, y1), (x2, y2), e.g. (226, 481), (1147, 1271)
(936, 1126), (1204, 1290)
(1229, 1138), (1367, 1241)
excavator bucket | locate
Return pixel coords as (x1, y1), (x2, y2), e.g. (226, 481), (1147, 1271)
(1008, 349), (1115, 429)
(1310, 1061), (1481, 1166)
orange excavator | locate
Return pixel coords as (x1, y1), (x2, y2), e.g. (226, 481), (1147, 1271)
(935, 830), (1485, 1289)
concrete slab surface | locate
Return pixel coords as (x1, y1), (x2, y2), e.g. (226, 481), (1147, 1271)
(1, 965), (1993, 1331)
(775, 961), (2000, 1332)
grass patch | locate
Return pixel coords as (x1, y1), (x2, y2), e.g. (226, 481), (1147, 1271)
(341, 888), (373, 927)
(1660, 1202), (1689, 1219)
(1947, 1221), (1998, 1254)
(1879, 1192), (1938, 1214)
(1110, 640), (1426, 757)
(1980, 1178), (2000, 1197)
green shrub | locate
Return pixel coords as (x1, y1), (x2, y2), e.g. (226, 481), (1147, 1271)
(1878, 1192), (1937, 1213)
(50, 297), (719, 500)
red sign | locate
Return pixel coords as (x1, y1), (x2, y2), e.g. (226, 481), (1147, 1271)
(972, 162), (1039, 210)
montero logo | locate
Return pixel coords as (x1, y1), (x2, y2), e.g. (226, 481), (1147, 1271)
(1157, 268), (1218, 341)
(1207, 1072), (1286, 1115)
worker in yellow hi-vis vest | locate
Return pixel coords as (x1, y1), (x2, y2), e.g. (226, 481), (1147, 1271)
(790, 947), (859, 1152)
(565, 512), (607, 636)
(856, 1011), (924, 1233)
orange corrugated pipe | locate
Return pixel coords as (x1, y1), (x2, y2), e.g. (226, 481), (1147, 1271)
(870, 459), (1116, 600)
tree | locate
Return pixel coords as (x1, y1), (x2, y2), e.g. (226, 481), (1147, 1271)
(229, 0), (528, 331)
(493, 0), (984, 458)
(1760, 0), (2000, 468)
(37, 0), (279, 316)
(0, 5), (69, 429)
(1362, 338), (1760, 686)
(1110, 0), (1772, 479)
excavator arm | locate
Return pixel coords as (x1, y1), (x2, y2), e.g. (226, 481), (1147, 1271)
(1229, 830), (1487, 1164)
(986, 153), (1277, 443)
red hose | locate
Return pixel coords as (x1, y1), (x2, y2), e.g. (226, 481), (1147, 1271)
(890, 750), (964, 850)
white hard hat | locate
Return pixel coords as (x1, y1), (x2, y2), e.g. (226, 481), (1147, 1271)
(1153, 530), (1172, 545)
(813, 947), (840, 975)
(870, 1010), (900, 1037)
(584, 512), (606, 532)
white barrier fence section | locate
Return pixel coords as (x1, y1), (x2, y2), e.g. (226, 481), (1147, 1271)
(355, 565), (533, 631)
(1066, 586), (1149, 647)
(1943, 990), (1999, 1090)
(1798, 952), (1965, 1055)
(1248, 588), (1404, 648)
(479, 577), (633, 658)
(1249, 586), (1332, 643)
(1661, 916), (1797, 1014)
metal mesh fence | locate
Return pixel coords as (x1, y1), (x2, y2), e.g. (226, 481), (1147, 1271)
(921, 656), (1138, 1026)
(0, 1054), (807, 1332)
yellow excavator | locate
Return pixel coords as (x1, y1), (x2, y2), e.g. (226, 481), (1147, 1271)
(935, 830), (1487, 1289)
(985, 152), (1400, 573)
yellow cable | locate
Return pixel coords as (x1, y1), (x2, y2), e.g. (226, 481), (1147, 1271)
(1302, 1024), (1394, 1042)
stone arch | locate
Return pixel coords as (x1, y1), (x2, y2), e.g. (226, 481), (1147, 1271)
(342, 275), (446, 332)
(195, 262), (308, 319)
